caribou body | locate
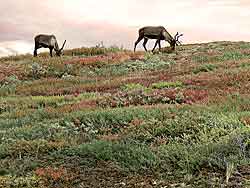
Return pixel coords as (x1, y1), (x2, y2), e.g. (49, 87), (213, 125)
(134, 26), (183, 52)
(34, 34), (66, 57)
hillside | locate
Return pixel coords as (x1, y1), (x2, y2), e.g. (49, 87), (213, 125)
(0, 41), (250, 187)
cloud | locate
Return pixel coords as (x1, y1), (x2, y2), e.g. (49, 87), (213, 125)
(1, 0), (250, 56)
(59, 21), (137, 48)
(0, 41), (33, 57)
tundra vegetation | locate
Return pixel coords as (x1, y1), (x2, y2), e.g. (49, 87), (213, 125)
(1, 42), (250, 187)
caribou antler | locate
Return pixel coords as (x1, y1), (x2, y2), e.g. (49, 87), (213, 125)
(174, 32), (179, 40)
(176, 33), (183, 42)
(60, 40), (66, 51)
(174, 33), (183, 45)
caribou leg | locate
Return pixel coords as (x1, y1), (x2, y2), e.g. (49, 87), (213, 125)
(134, 35), (143, 52)
(158, 40), (161, 51)
(152, 39), (160, 52)
(34, 48), (38, 57)
(34, 42), (39, 57)
(49, 47), (53, 57)
(143, 38), (148, 52)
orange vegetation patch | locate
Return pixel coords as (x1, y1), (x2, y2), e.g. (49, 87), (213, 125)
(35, 166), (76, 185)
(130, 118), (144, 126)
(16, 78), (123, 96)
(64, 52), (144, 66)
(240, 116), (250, 126)
(0, 63), (23, 82)
(35, 167), (67, 181)
(64, 100), (97, 111)
(43, 100), (97, 115)
(185, 70), (250, 91)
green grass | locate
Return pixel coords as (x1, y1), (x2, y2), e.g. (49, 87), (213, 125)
(239, 62), (250, 69)
(58, 140), (158, 171)
(193, 63), (218, 74)
(93, 57), (175, 76)
(151, 81), (183, 89)
(192, 55), (210, 63)
(120, 83), (146, 91)
(220, 51), (249, 61)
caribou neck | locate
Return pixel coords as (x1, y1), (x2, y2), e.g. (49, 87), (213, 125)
(54, 41), (60, 52)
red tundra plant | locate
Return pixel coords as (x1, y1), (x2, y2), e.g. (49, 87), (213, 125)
(64, 52), (142, 66)
(35, 166), (76, 185)
(183, 89), (209, 104)
(35, 167), (67, 181)
(52, 100), (97, 114)
(70, 100), (97, 110)
(0, 64), (23, 83)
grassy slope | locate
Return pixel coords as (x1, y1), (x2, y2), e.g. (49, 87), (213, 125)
(1, 42), (250, 187)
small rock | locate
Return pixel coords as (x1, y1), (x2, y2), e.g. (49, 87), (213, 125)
(120, 182), (126, 186)
(152, 180), (157, 185)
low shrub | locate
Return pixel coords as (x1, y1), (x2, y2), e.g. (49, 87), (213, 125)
(120, 83), (146, 91)
(151, 81), (183, 89)
(193, 63), (218, 74)
(97, 89), (185, 108)
(59, 140), (158, 171)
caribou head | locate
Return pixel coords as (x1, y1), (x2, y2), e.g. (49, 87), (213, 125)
(169, 32), (183, 50)
(55, 40), (67, 56)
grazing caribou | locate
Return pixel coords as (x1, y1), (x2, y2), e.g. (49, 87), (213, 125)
(134, 26), (183, 52)
(34, 34), (66, 57)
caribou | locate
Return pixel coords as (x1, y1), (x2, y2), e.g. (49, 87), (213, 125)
(134, 26), (183, 52)
(34, 34), (66, 57)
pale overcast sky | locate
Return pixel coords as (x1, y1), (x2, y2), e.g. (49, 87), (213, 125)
(1, 0), (250, 56)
